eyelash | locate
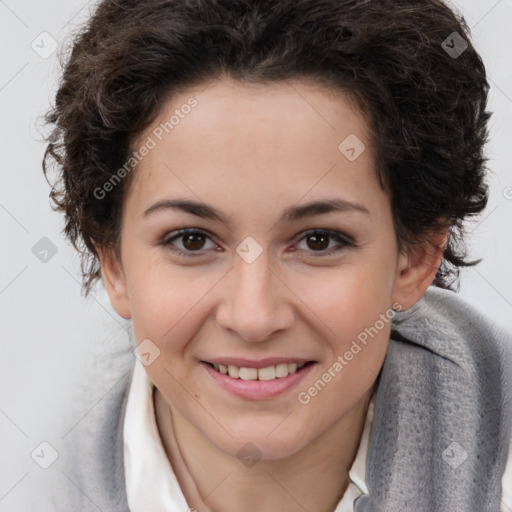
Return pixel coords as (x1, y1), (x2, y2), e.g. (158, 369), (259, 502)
(159, 228), (356, 258)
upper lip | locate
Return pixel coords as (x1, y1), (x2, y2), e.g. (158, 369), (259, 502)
(202, 357), (315, 369)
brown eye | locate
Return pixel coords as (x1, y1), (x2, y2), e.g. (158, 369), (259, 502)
(181, 232), (207, 251)
(305, 232), (330, 251)
(294, 229), (354, 256)
(160, 229), (216, 257)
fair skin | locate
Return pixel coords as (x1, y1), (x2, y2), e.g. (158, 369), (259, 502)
(98, 76), (446, 512)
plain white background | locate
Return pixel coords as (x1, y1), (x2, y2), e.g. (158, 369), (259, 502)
(0, 0), (511, 509)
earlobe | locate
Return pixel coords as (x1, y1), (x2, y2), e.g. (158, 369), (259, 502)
(96, 246), (131, 319)
(392, 229), (449, 310)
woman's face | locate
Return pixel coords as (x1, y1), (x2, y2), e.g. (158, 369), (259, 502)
(101, 76), (434, 459)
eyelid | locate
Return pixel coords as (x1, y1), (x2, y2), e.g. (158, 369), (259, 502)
(294, 228), (355, 246)
(291, 228), (356, 256)
(160, 227), (356, 258)
(160, 228), (218, 255)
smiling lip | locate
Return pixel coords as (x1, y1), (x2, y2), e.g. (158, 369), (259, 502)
(203, 357), (314, 369)
(201, 360), (316, 400)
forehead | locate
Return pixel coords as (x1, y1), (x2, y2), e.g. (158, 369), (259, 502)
(125, 77), (379, 216)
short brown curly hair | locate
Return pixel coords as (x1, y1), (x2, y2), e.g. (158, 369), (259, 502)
(43, 0), (491, 297)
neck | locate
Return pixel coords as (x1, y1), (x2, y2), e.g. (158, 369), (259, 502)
(154, 388), (372, 512)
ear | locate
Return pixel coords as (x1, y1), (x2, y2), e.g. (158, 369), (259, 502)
(392, 228), (449, 311)
(96, 245), (131, 319)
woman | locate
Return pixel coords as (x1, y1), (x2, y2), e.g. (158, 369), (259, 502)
(40, 0), (512, 510)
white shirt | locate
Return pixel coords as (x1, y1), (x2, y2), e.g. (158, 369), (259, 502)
(123, 360), (512, 512)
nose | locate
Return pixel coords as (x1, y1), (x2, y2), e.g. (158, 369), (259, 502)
(215, 249), (295, 343)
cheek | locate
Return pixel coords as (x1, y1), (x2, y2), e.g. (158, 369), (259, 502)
(290, 258), (396, 335)
(295, 267), (393, 415)
(125, 251), (214, 339)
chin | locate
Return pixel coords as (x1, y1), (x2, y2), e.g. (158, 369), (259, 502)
(213, 425), (310, 462)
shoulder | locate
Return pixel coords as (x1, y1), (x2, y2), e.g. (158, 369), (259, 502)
(50, 350), (135, 511)
(391, 286), (512, 372)
(7, 346), (135, 511)
(365, 286), (512, 509)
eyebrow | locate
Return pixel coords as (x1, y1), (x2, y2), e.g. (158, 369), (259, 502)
(142, 198), (370, 225)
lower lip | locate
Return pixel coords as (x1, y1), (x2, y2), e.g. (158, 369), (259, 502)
(201, 361), (316, 400)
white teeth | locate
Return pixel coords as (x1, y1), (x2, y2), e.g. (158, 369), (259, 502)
(275, 363), (289, 378)
(287, 363), (297, 374)
(257, 366), (276, 381)
(211, 361), (307, 380)
(239, 367), (258, 380)
(228, 365), (239, 378)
